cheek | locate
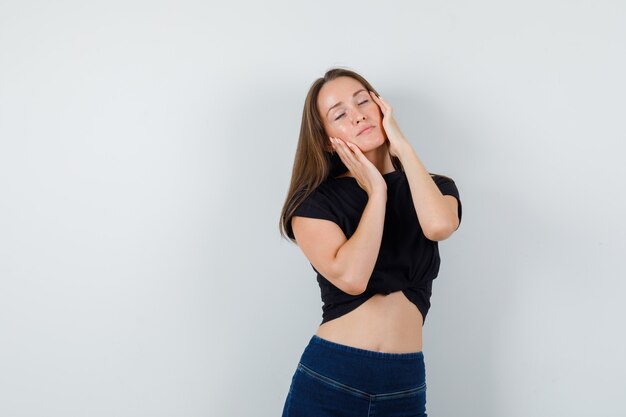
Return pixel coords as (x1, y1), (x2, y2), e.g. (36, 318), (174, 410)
(339, 125), (353, 135)
(324, 121), (339, 135)
(331, 121), (350, 133)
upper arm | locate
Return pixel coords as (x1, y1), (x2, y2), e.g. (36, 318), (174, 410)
(429, 196), (460, 241)
(444, 195), (460, 231)
(290, 189), (358, 295)
(430, 174), (462, 241)
(291, 216), (358, 294)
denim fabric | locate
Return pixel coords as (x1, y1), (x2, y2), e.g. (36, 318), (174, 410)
(281, 334), (427, 417)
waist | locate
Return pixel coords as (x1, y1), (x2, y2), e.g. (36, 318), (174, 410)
(315, 291), (423, 353)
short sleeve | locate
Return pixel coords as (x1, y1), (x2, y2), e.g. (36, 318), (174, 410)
(432, 175), (462, 228)
(292, 189), (341, 225)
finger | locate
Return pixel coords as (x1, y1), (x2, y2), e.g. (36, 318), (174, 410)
(345, 142), (372, 170)
(333, 137), (358, 167)
(378, 97), (388, 112)
(369, 91), (389, 114)
(369, 91), (382, 107)
(345, 141), (365, 159)
(335, 137), (357, 161)
(330, 137), (354, 168)
(377, 95), (392, 112)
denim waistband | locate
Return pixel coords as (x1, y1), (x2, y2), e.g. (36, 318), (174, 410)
(298, 334), (426, 394)
(309, 334), (424, 359)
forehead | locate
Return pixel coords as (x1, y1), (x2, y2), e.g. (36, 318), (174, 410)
(318, 77), (367, 113)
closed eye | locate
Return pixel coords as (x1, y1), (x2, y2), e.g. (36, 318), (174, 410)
(334, 101), (369, 120)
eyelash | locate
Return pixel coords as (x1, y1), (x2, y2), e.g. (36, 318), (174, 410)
(335, 100), (368, 120)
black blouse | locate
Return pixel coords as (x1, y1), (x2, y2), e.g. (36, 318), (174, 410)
(290, 170), (462, 325)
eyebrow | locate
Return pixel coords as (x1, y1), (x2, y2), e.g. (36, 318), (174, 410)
(326, 88), (368, 117)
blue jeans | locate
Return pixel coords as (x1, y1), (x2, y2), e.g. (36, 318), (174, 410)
(281, 334), (427, 417)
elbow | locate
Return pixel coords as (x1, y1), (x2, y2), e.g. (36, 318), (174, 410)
(329, 261), (367, 296)
(340, 273), (368, 296)
(330, 252), (369, 295)
(426, 209), (461, 241)
(424, 220), (456, 242)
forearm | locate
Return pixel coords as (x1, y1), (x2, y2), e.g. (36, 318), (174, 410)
(334, 191), (387, 295)
(399, 144), (454, 239)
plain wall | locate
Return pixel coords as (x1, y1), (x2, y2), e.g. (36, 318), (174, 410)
(1, 1), (625, 416)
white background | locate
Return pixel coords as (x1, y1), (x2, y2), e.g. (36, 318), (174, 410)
(1, 1), (625, 416)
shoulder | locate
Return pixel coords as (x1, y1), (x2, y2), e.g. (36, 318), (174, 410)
(297, 180), (333, 204)
(292, 181), (341, 222)
(430, 172), (461, 199)
(430, 172), (455, 183)
(430, 173), (458, 189)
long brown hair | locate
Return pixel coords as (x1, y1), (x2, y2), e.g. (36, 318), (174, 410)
(278, 67), (405, 243)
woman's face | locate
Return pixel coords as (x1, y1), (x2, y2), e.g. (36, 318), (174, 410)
(317, 76), (385, 152)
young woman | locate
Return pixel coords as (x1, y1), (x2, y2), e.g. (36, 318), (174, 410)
(279, 67), (462, 417)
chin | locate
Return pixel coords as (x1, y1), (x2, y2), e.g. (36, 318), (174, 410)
(372, 134), (387, 147)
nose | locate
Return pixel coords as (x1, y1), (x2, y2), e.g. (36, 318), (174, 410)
(350, 108), (366, 124)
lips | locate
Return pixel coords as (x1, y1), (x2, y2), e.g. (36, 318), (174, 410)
(357, 125), (374, 135)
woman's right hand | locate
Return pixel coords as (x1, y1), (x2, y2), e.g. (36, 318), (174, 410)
(329, 136), (387, 196)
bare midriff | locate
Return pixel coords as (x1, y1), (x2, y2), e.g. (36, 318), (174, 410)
(315, 290), (423, 354)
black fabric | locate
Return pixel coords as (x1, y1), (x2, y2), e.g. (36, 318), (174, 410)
(291, 170), (462, 325)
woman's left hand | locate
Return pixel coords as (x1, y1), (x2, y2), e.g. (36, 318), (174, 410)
(369, 91), (412, 159)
